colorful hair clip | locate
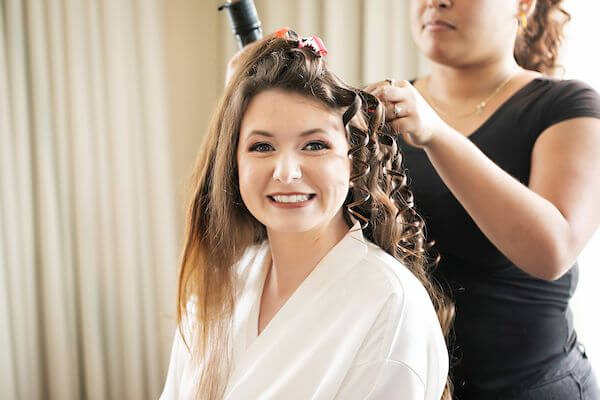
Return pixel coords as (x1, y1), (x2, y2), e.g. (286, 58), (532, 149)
(274, 27), (292, 39)
(274, 27), (328, 58)
(299, 35), (328, 57)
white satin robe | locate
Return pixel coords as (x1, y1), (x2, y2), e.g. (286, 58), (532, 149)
(160, 224), (448, 399)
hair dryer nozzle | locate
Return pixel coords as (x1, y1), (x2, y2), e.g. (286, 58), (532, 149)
(218, 0), (263, 48)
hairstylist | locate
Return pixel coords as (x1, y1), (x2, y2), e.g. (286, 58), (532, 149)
(366, 0), (600, 399)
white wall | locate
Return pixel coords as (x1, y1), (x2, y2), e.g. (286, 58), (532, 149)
(561, 2), (600, 372)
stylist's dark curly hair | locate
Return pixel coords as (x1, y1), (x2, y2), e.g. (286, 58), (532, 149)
(177, 33), (454, 399)
(515, 0), (570, 75)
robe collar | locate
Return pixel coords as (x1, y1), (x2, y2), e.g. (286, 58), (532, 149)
(226, 220), (368, 396)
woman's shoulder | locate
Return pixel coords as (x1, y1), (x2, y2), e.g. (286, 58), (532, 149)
(521, 76), (600, 131)
(535, 75), (596, 90)
(362, 241), (430, 293)
(522, 75), (595, 98)
(514, 75), (599, 103)
(347, 241), (448, 394)
(353, 241), (436, 310)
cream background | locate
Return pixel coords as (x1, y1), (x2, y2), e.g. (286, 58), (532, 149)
(1, 1), (598, 399)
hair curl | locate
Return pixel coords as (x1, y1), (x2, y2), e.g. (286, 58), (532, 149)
(178, 34), (454, 399)
(514, 0), (570, 75)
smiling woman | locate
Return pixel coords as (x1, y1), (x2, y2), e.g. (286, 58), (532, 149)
(237, 89), (351, 236)
(159, 31), (453, 400)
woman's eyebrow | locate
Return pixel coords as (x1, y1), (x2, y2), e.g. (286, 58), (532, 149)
(299, 128), (329, 137)
(247, 128), (329, 138)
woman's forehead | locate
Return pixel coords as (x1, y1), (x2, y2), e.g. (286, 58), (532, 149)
(239, 89), (345, 139)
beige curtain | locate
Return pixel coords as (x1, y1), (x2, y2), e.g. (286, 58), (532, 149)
(222, 0), (426, 87)
(0, 1), (178, 399)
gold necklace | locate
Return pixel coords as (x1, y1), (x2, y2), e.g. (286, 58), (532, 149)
(426, 73), (514, 118)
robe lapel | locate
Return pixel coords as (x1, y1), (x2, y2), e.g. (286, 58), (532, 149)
(230, 243), (270, 372)
(225, 224), (368, 399)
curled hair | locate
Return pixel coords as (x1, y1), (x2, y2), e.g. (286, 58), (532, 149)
(178, 34), (454, 399)
(514, 0), (570, 75)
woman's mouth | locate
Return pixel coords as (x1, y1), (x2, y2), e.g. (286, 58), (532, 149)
(267, 193), (316, 208)
(423, 20), (456, 32)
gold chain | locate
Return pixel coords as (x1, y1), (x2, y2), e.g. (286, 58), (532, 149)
(425, 73), (514, 118)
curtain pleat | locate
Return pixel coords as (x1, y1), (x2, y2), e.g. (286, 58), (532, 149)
(219, 0), (423, 87)
(2, 1), (45, 399)
(1, 0), (177, 399)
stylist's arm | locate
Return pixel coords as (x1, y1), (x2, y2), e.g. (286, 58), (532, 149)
(366, 78), (600, 281)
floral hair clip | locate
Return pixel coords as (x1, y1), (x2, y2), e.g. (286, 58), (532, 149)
(274, 27), (328, 57)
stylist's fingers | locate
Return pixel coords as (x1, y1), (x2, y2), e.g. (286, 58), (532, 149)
(367, 78), (442, 148)
(364, 82), (385, 93)
(387, 112), (431, 148)
(383, 101), (411, 122)
(371, 81), (412, 103)
(363, 78), (398, 94)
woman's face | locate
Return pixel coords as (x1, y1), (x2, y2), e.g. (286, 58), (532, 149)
(237, 89), (351, 234)
(409, 0), (523, 67)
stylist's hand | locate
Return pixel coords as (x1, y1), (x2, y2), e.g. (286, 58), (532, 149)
(225, 47), (245, 86)
(364, 79), (448, 149)
(225, 40), (262, 86)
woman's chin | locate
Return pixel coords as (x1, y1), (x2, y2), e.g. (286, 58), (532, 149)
(265, 221), (318, 235)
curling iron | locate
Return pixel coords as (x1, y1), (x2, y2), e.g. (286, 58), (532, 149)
(218, 0), (263, 48)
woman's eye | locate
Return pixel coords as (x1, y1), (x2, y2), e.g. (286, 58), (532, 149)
(249, 142), (274, 152)
(304, 141), (329, 151)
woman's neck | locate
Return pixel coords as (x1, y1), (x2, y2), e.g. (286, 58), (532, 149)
(264, 215), (350, 298)
(427, 58), (522, 103)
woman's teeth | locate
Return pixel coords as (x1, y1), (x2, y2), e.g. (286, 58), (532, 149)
(272, 194), (311, 203)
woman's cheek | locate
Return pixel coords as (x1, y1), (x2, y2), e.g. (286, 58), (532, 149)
(237, 160), (261, 205)
(320, 157), (351, 199)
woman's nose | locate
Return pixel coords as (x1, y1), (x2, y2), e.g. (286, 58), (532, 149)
(272, 152), (302, 184)
(428, 0), (452, 9)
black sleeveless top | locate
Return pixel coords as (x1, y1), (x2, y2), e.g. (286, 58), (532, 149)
(401, 77), (600, 395)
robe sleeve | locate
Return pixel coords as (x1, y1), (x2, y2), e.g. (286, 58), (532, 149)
(335, 359), (425, 399)
(159, 329), (189, 400)
(335, 279), (448, 400)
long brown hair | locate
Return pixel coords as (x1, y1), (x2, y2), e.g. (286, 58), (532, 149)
(514, 0), (571, 75)
(178, 34), (454, 399)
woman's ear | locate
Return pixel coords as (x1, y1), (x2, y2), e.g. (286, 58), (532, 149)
(518, 0), (537, 18)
